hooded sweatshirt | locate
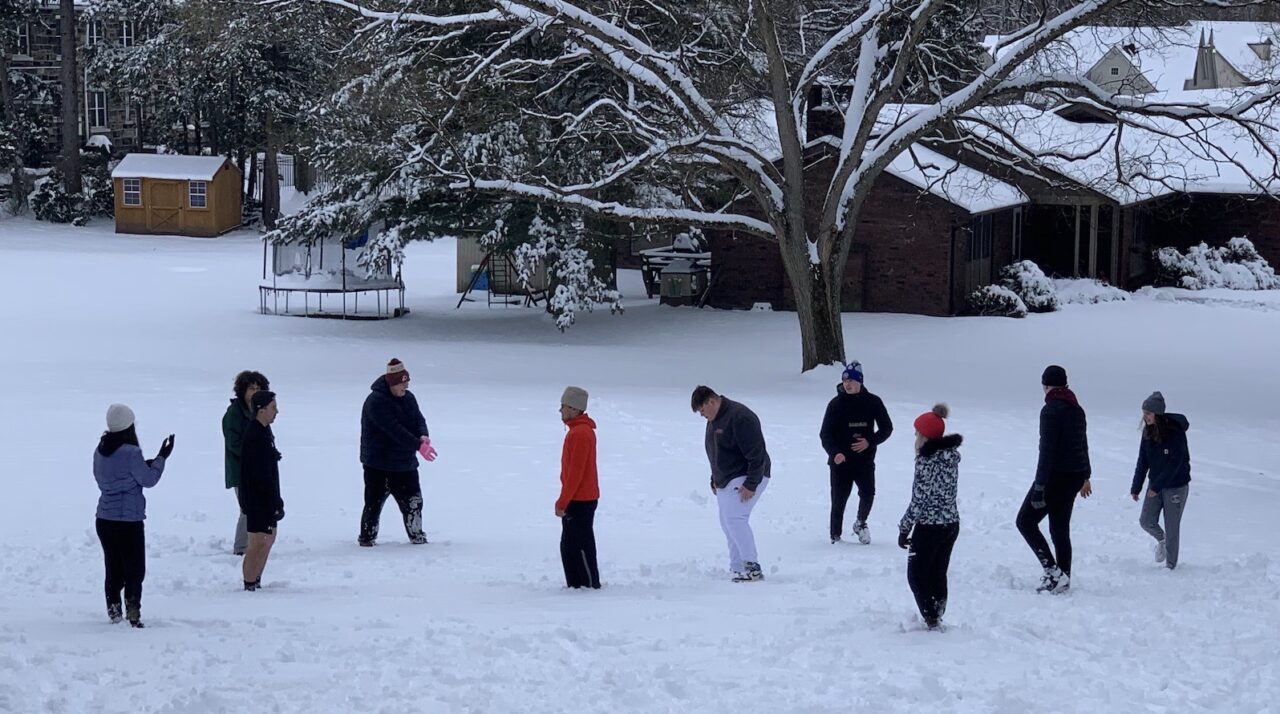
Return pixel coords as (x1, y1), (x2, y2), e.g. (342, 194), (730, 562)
(819, 384), (893, 468)
(1036, 387), (1091, 486)
(1131, 413), (1191, 494)
(222, 398), (253, 489)
(557, 414), (599, 512)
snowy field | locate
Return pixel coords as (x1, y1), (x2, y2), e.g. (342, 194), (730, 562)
(1, 217), (1278, 713)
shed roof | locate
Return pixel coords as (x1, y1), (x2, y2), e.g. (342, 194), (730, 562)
(111, 154), (232, 181)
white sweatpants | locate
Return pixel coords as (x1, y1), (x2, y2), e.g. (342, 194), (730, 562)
(716, 475), (768, 573)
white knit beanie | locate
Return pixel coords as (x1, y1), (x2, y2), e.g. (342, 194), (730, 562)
(561, 386), (589, 412)
(106, 404), (135, 433)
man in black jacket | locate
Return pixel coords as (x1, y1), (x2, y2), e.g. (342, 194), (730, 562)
(239, 390), (283, 591)
(819, 360), (893, 544)
(693, 385), (771, 582)
(359, 358), (431, 547)
(1015, 365), (1093, 594)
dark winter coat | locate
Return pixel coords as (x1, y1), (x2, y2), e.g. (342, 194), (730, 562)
(238, 420), (283, 522)
(819, 385), (893, 469)
(94, 443), (166, 522)
(1131, 414), (1191, 494)
(360, 378), (430, 472)
(221, 398), (253, 489)
(899, 434), (962, 534)
(1035, 387), (1091, 486)
(705, 397), (771, 491)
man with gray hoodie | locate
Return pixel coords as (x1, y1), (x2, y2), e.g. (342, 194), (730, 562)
(692, 386), (771, 582)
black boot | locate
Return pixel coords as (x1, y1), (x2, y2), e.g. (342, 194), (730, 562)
(244, 579), (261, 591)
(126, 602), (143, 628)
(107, 602), (123, 624)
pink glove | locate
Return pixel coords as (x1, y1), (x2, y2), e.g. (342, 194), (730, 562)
(418, 437), (437, 462)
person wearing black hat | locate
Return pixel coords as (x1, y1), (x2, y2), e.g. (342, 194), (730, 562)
(1130, 391), (1191, 569)
(819, 360), (893, 544)
(358, 358), (432, 547)
(1015, 365), (1092, 594)
(238, 390), (283, 591)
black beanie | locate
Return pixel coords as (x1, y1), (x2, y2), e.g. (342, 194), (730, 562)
(251, 390), (277, 412)
(1041, 365), (1068, 388)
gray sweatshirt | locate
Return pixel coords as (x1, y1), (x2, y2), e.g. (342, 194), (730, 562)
(704, 397), (772, 491)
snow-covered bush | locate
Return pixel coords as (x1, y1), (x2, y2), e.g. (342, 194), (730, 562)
(999, 260), (1058, 312)
(28, 153), (114, 225)
(29, 171), (79, 224)
(967, 284), (1027, 317)
(1053, 278), (1130, 305)
(1154, 238), (1280, 290)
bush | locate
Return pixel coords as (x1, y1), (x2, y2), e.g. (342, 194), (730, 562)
(1053, 278), (1130, 305)
(967, 284), (1027, 317)
(1154, 238), (1280, 290)
(1000, 260), (1059, 312)
(29, 170), (79, 224)
(27, 153), (114, 225)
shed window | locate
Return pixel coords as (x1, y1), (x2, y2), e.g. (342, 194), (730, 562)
(123, 178), (141, 206)
(189, 181), (207, 208)
(1110, 67), (1120, 76)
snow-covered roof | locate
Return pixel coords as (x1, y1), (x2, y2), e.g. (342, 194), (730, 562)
(111, 154), (231, 181)
(884, 144), (1029, 214)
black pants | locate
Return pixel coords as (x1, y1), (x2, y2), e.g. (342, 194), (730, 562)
(560, 500), (600, 589)
(359, 467), (425, 543)
(96, 519), (145, 610)
(830, 463), (875, 538)
(906, 523), (959, 623)
(1015, 474), (1088, 576)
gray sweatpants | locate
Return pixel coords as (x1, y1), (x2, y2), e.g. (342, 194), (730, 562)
(232, 487), (249, 554)
(1139, 485), (1189, 568)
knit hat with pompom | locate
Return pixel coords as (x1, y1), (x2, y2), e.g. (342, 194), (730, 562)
(913, 403), (950, 441)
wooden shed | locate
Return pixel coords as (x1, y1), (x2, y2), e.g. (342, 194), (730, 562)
(111, 154), (242, 237)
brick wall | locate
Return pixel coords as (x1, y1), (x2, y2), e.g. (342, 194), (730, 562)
(1132, 193), (1280, 272)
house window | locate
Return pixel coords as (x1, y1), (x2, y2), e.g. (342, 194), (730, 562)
(121, 21), (135, 47)
(1110, 67), (1120, 76)
(123, 178), (141, 206)
(17, 23), (30, 55)
(87, 20), (103, 47)
(1012, 207), (1024, 260)
(88, 90), (107, 128)
(189, 181), (207, 208)
(969, 214), (993, 261)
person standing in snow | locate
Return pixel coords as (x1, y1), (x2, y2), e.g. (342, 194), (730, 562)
(693, 386), (771, 582)
(1016, 365), (1092, 594)
(358, 358), (433, 547)
(239, 390), (283, 591)
(820, 360), (893, 544)
(556, 387), (601, 589)
(222, 370), (270, 556)
(93, 404), (174, 627)
(1130, 391), (1191, 570)
(898, 404), (961, 631)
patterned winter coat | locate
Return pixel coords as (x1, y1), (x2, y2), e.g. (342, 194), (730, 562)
(899, 434), (962, 534)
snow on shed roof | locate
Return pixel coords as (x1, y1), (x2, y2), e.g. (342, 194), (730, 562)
(111, 154), (231, 181)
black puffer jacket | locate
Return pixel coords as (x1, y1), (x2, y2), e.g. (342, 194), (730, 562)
(1131, 413), (1191, 494)
(819, 385), (893, 468)
(1035, 387), (1091, 486)
(360, 378), (429, 472)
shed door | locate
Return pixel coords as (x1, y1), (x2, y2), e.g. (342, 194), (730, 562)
(148, 181), (182, 232)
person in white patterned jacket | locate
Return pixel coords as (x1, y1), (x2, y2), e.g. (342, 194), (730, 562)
(898, 404), (961, 631)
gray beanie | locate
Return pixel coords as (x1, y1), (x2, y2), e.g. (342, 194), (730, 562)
(1142, 391), (1166, 415)
(561, 386), (589, 412)
(106, 404), (135, 433)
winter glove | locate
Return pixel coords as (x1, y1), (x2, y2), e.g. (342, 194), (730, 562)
(157, 434), (175, 460)
(418, 437), (437, 462)
(898, 530), (911, 550)
(1030, 484), (1047, 510)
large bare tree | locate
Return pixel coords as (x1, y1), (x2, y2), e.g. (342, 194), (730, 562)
(285, 0), (1280, 370)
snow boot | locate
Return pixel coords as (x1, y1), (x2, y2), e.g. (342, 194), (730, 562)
(853, 522), (871, 545)
(244, 579), (261, 592)
(408, 533), (428, 545)
(732, 562), (764, 582)
(126, 603), (143, 629)
(1035, 566), (1068, 593)
(1155, 540), (1167, 564)
(357, 538), (375, 547)
(107, 602), (123, 624)
(830, 535), (842, 544)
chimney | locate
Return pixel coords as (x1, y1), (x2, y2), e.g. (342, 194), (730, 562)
(805, 85), (850, 141)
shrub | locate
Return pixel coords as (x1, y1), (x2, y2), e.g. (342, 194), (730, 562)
(967, 284), (1028, 317)
(1153, 238), (1280, 290)
(1000, 260), (1059, 312)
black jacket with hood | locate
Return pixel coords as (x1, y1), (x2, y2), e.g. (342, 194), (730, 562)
(1131, 413), (1191, 494)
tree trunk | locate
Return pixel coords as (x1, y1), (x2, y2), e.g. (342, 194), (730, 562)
(0, 48), (28, 212)
(247, 151), (258, 206)
(777, 230), (847, 371)
(262, 113), (280, 228)
(58, 0), (81, 195)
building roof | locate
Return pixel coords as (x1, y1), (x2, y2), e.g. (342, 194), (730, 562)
(111, 154), (231, 181)
(883, 143), (1029, 214)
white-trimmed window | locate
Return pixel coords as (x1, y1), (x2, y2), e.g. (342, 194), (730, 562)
(17, 23), (30, 56)
(121, 21), (135, 47)
(88, 90), (107, 129)
(1110, 67), (1120, 76)
(87, 20), (103, 47)
(188, 181), (207, 208)
(123, 178), (141, 206)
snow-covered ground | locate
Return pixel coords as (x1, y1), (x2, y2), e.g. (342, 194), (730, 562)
(1, 217), (1278, 713)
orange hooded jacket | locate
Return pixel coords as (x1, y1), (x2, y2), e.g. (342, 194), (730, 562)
(557, 414), (599, 512)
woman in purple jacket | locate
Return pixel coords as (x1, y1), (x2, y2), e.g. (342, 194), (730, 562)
(93, 404), (174, 628)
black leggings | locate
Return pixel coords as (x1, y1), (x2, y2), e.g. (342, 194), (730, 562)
(830, 463), (875, 538)
(96, 519), (145, 609)
(907, 523), (959, 623)
(560, 500), (600, 589)
(1015, 474), (1088, 576)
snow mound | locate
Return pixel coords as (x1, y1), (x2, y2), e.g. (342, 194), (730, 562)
(1054, 278), (1130, 305)
(1154, 237), (1280, 291)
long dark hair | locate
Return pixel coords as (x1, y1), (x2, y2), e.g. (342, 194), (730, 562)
(1142, 415), (1168, 443)
(98, 424), (140, 456)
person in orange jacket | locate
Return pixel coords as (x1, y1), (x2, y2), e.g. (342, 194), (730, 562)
(556, 386), (600, 589)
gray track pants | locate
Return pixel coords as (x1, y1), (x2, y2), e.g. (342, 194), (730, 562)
(1140, 485), (1188, 568)
(233, 487), (249, 554)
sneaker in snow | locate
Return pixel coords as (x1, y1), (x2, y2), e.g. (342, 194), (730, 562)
(830, 535), (842, 544)
(409, 534), (428, 545)
(357, 539), (375, 547)
(126, 605), (142, 628)
(107, 603), (123, 624)
(244, 579), (261, 592)
(852, 522), (871, 545)
(1035, 567), (1065, 593)
(1155, 540), (1167, 564)
(732, 562), (764, 582)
